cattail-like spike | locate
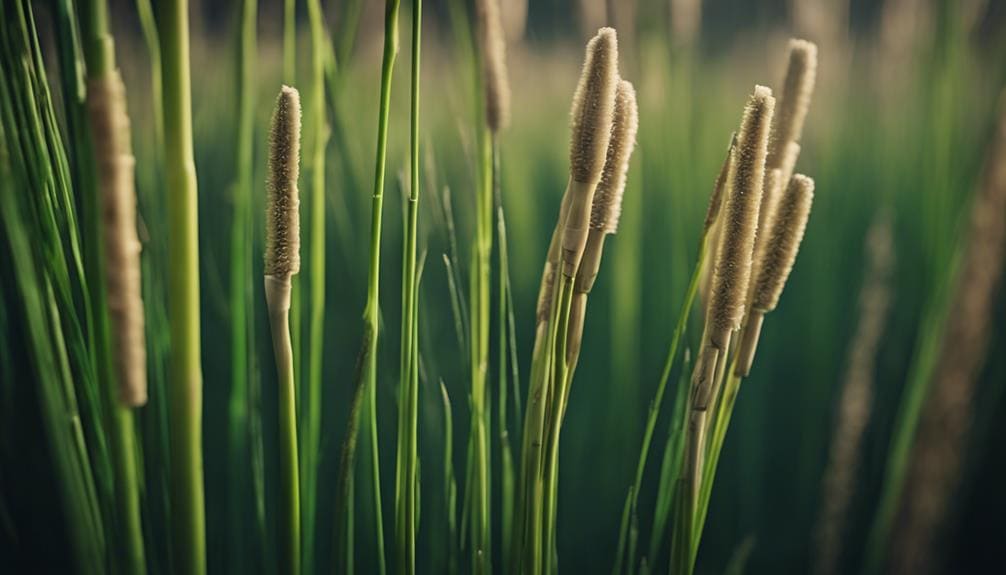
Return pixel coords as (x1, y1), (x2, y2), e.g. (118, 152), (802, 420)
(265, 86), (302, 279)
(565, 80), (638, 368)
(575, 80), (638, 294)
(767, 39), (817, 169)
(692, 86), (774, 408)
(588, 80), (638, 235)
(476, 0), (511, 133)
(561, 27), (619, 278)
(735, 174), (814, 377)
(87, 69), (147, 407)
(751, 174), (814, 313)
(705, 86), (774, 348)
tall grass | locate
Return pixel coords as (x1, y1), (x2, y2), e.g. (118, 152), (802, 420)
(157, 0), (206, 571)
(226, 0), (257, 569)
(2, 2), (1005, 574)
(394, 1), (423, 572)
(336, 2), (400, 573)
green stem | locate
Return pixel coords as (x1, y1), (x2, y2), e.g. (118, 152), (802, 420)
(227, 0), (256, 568)
(157, 0), (205, 571)
(616, 238), (708, 573)
(469, 107), (493, 575)
(336, 2), (399, 572)
(303, 0), (328, 571)
(266, 279), (300, 575)
(494, 142), (516, 575)
(79, 1), (147, 572)
(395, 2), (422, 571)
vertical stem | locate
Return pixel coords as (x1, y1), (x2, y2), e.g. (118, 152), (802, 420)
(78, 0), (146, 572)
(303, 0), (327, 571)
(157, 0), (205, 572)
(266, 279), (301, 575)
(395, 1), (421, 571)
(470, 111), (493, 575)
(227, 0), (256, 568)
(336, 2), (399, 572)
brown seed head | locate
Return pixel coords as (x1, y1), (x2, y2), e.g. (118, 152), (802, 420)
(768, 39), (817, 168)
(265, 85), (302, 277)
(87, 69), (148, 407)
(477, 0), (511, 132)
(752, 174), (814, 312)
(706, 85), (775, 345)
(569, 27), (619, 184)
(590, 80), (638, 233)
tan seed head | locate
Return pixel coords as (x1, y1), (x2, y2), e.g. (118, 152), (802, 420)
(477, 0), (511, 132)
(768, 39), (817, 169)
(706, 85), (775, 347)
(87, 69), (148, 407)
(569, 27), (619, 185)
(589, 80), (639, 234)
(265, 85), (302, 278)
(752, 174), (814, 312)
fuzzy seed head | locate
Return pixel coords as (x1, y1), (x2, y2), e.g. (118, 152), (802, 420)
(752, 174), (814, 312)
(590, 80), (638, 233)
(265, 85), (302, 277)
(477, 0), (511, 132)
(569, 27), (619, 184)
(707, 85), (775, 341)
(87, 70), (147, 406)
(768, 39), (817, 168)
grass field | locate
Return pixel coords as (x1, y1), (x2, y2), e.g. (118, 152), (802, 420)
(1, 0), (1005, 573)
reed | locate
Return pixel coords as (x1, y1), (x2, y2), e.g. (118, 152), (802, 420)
(548, 79), (637, 570)
(615, 131), (735, 575)
(395, 1), (423, 572)
(226, 0), (257, 567)
(157, 0), (206, 570)
(735, 175), (816, 376)
(78, 2), (148, 573)
(693, 174), (815, 571)
(475, 0), (516, 570)
(264, 85), (302, 575)
(673, 85), (775, 575)
(301, 0), (329, 570)
(517, 27), (619, 575)
(336, 1), (400, 572)
(0, 3), (106, 569)
(694, 86), (774, 408)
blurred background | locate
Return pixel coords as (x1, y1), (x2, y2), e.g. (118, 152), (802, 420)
(9, 0), (1006, 573)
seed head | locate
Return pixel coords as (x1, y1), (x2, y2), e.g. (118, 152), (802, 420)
(265, 85), (302, 277)
(590, 80), (638, 233)
(752, 174), (814, 312)
(87, 70), (148, 407)
(569, 27), (619, 184)
(768, 39), (817, 168)
(477, 0), (511, 132)
(706, 85), (775, 345)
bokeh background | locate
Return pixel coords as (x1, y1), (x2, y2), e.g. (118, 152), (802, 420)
(8, 0), (1006, 573)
